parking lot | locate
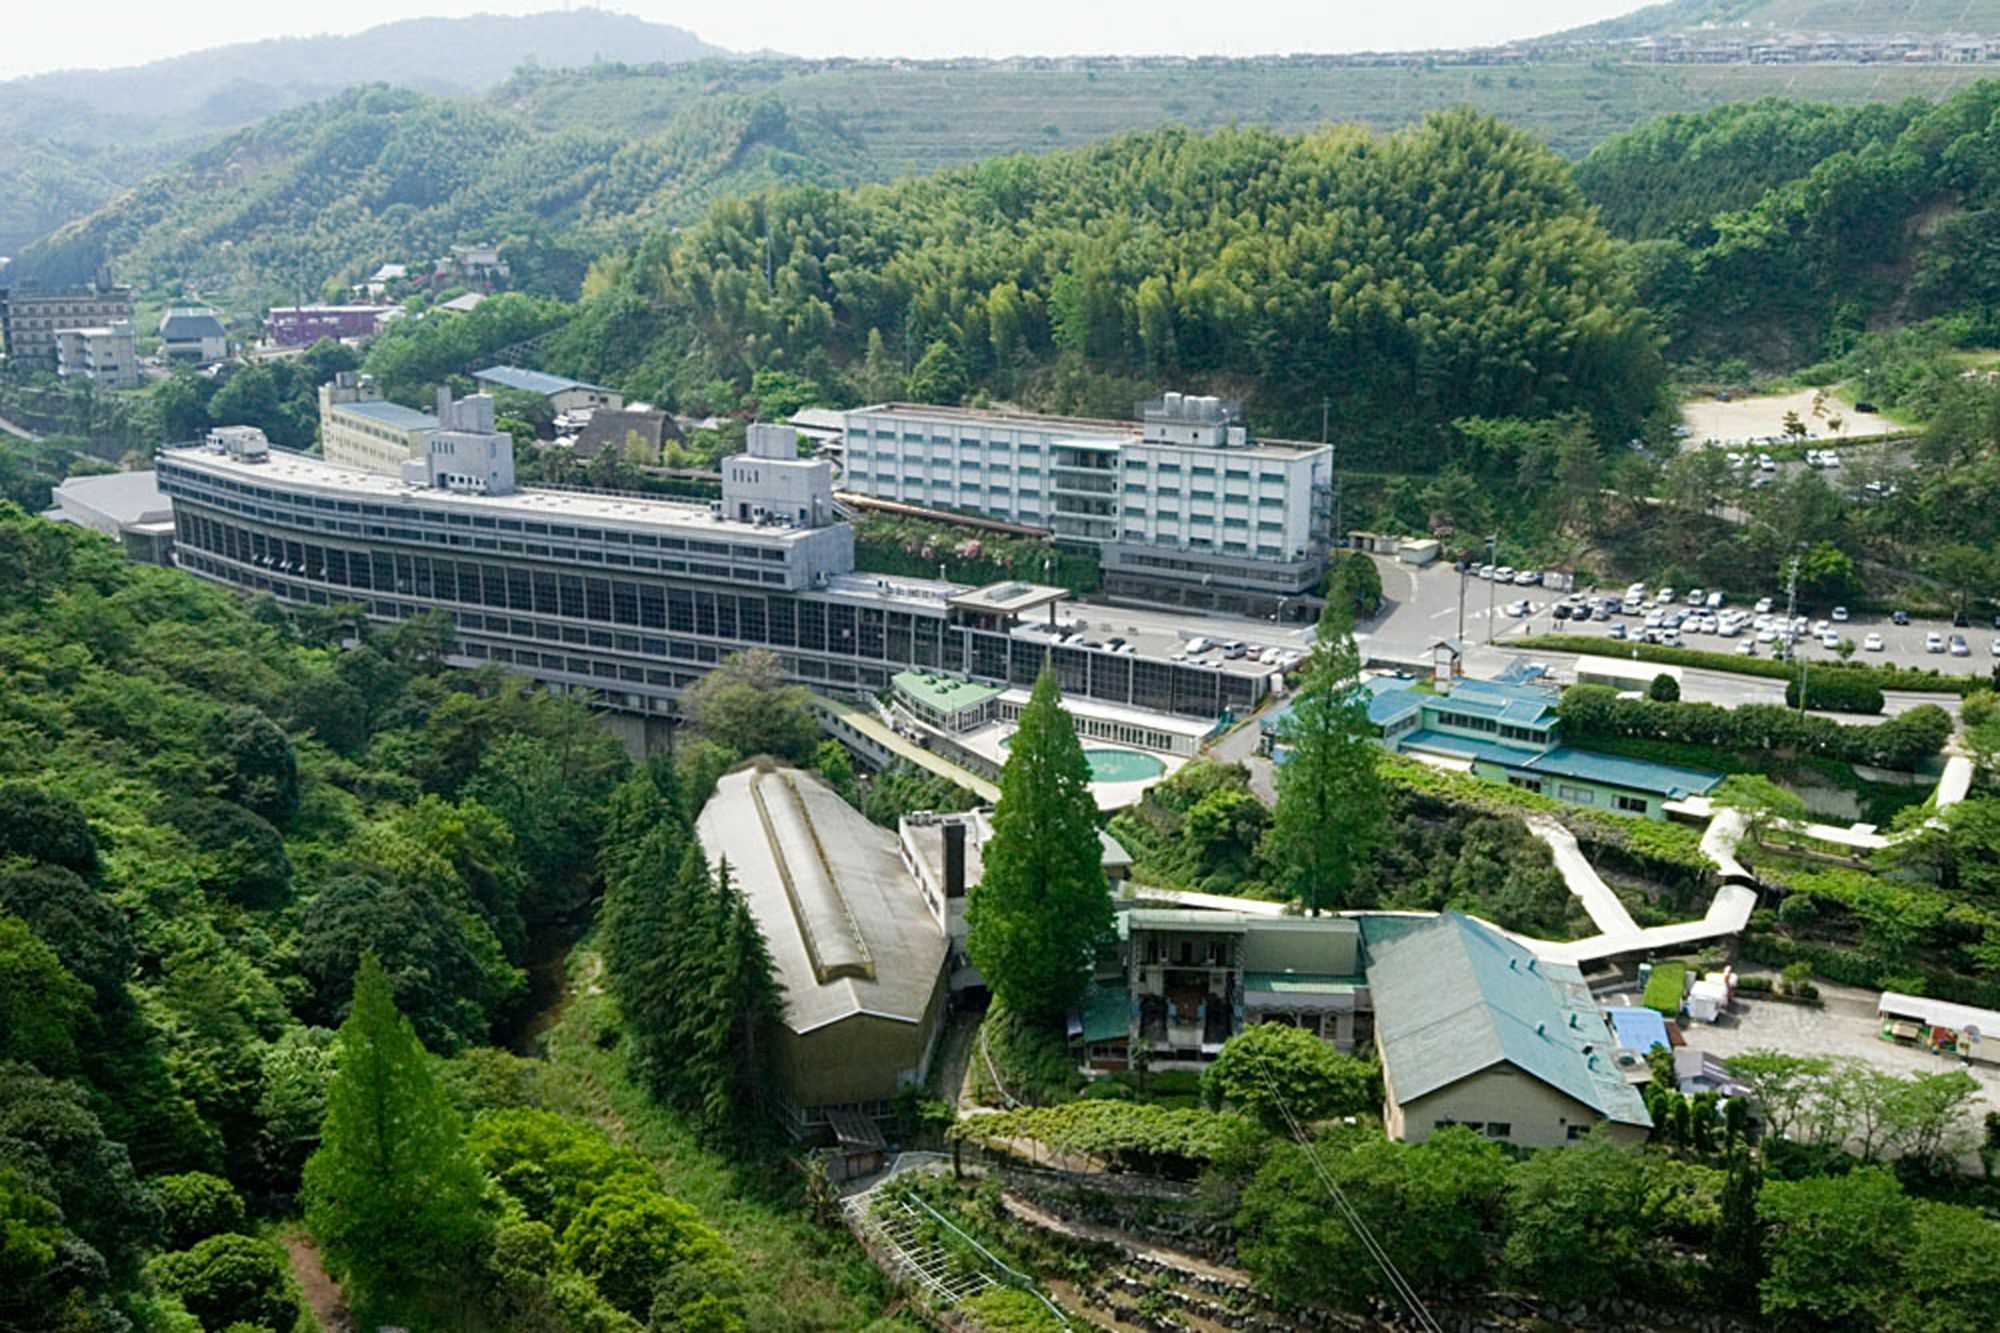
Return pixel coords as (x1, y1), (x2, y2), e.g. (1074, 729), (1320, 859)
(1486, 576), (2000, 674)
(1403, 558), (1994, 675)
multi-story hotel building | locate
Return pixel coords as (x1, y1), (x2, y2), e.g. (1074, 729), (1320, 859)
(156, 423), (1273, 729)
(839, 393), (1334, 615)
(1, 270), (135, 369)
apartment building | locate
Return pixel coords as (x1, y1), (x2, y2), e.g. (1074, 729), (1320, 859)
(1, 270), (134, 368)
(318, 372), (439, 474)
(54, 322), (141, 389)
(840, 393), (1333, 615)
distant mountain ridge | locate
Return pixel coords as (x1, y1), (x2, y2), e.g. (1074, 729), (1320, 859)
(0, 8), (736, 258)
(1542, 0), (2000, 42)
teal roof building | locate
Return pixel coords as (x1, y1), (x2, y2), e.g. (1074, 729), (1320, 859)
(1277, 672), (1721, 819)
(1363, 913), (1651, 1147)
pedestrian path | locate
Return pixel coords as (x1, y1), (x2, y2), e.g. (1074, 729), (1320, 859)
(1524, 816), (1639, 937)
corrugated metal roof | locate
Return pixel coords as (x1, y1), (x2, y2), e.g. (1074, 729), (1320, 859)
(696, 765), (947, 1036)
(1364, 913), (1650, 1128)
(474, 365), (612, 397)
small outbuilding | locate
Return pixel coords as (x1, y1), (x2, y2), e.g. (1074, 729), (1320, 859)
(1878, 991), (2000, 1064)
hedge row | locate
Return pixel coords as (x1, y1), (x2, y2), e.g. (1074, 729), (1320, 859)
(1557, 685), (1953, 771)
(1740, 932), (2000, 1012)
(1784, 674), (1884, 715)
(1529, 634), (1988, 697)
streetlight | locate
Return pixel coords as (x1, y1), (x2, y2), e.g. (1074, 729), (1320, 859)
(1484, 533), (1499, 645)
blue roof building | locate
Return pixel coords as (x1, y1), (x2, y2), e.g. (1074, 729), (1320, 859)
(474, 366), (623, 411)
(1606, 1005), (1674, 1054)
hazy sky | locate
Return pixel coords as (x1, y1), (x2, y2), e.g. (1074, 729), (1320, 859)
(3, 1), (1650, 80)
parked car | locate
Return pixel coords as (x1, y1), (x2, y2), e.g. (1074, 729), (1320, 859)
(1552, 604), (1572, 621)
(1477, 564), (1496, 580)
(1505, 599), (1532, 617)
(1893, 610), (1911, 626)
(1820, 630), (1841, 649)
(1608, 623), (1627, 641)
(1831, 606), (1849, 622)
(1756, 597), (1775, 614)
(1515, 569), (1541, 586)
(1950, 635), (1971, 657)
(1686, 588), (1706, 606)
(1926, 632), (1946, 653)
(1706, 591), (1725, 609)
(1864, 632), (1886, 652)
(1992, 637), (2000, 658)
(1184, 637), (1213, 655)
(1953, 610), (1971, 628)
(1656, 587), (1675, 605)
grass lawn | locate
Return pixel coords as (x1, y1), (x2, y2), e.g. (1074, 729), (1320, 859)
(532, 943), (914, 1333)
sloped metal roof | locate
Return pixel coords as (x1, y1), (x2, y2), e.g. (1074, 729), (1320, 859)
(1363, 913), (1650, 1128)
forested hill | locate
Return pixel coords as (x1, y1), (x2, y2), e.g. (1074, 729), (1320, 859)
(547, 113), (1666, 463)
(0, 9), (733, 259)
(1577, 82), (2000, 365)
(16, 84), (873, 310)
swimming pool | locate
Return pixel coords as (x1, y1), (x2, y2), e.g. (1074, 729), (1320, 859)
(1081, 748), (1166, 783)
(999, 737), (1166, 783)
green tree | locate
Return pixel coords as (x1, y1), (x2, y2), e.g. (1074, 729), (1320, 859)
(965, 667), (1111, 1026)
(0, 1166), (71, 1331)
(152, 1171), (247, 1252)
(1265, 590), (1386, 912)
(302, 955), (490, 1325)
(151, 1233), (304, 1332)
(1647, 672), (1681, 703)
(0, 915), (90, 1071)
(1501, 1134), (1652, 1305)
(1758, 1167), (1909, 1330)
(680, 648), (818, 761)
(1236, 1126), (1508, 1309)
(1713, 775), (1808, 851)
(1893, 1199), (2000, 1332)
(1200, 1023), (1378, 1132)
(206, 705), (299, 824)
(0, 783), (97, 875)
(906, 339), (969, 406)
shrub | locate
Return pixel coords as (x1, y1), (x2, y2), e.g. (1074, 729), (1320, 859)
(1529, 635), (1979, 696)
(150, 1234), (302, 1333)
(1557, 685), (1949, 771)
(152, 1172), (247, 1252)
(1786, 672), (1885, 716)
(1202, 1023), (1379, 1132)
(1648, 673), (1681, 703)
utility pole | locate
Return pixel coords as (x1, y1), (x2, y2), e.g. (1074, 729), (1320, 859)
(1457, 558), (1468, 642)
(1485, 533), (1499, 645)
(1785, 555), (1806, 713)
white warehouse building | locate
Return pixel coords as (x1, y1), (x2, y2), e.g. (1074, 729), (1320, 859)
(839, 393), (1333, 615)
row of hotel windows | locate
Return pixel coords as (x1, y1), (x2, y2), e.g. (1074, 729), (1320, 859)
(164, 465), (784, 556)
(175, 510), (1260, 719)
(164, 482), (797, 588)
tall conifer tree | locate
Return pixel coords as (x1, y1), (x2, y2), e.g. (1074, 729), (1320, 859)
(301, 954), (487, 1325)
(1266, 573), (1387, 913)
(965, 666), (1110, 1025)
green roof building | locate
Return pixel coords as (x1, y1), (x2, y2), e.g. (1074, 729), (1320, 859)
(1363, 913), (1651, 1148)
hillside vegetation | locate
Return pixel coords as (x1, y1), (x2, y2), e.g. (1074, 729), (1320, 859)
(12, 53), (1994, 304)
(1579, 82), (2000, 364)
(18, 84), (872, 310)
(549, 112), (1665, 462)
(0, 9), (731, 259)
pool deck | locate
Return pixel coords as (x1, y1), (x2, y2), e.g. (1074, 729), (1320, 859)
(960, 718), (1182, 810)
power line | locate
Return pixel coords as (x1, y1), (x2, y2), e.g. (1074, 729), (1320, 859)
(1248, 1050), (1444, 1333)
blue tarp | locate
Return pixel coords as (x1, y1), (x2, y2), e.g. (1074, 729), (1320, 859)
(1608, 1006), (1672, 1052)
